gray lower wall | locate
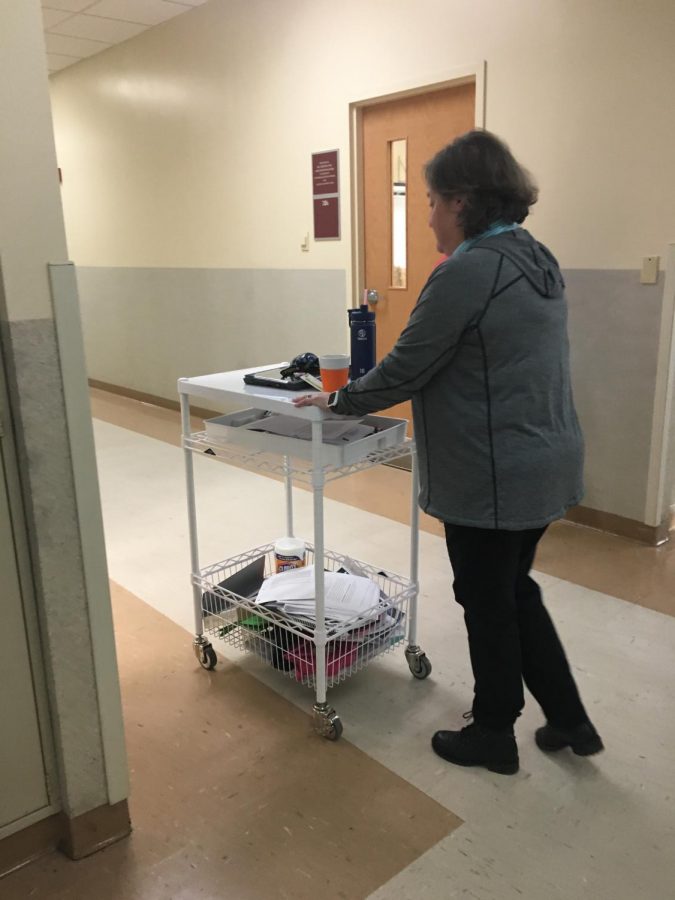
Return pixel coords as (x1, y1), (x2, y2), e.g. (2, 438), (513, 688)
(670, 405), (675, 513)
(76, 267), (348, 407)
(565, 269), (665, 522)
(78, 265), (667, 524)
(668, 346), (675, 513)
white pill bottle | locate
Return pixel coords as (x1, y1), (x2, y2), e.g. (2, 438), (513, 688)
(274, 537), (306, 573)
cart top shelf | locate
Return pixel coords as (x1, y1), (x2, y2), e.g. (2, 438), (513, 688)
(178, 363), (327, 420)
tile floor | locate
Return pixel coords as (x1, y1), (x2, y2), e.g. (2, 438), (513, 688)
(4, 390), (675, 899)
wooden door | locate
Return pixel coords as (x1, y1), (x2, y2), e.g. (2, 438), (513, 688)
(361, 83), (475, 427)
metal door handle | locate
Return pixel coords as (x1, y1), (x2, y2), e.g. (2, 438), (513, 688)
(364, 288), (379, 305)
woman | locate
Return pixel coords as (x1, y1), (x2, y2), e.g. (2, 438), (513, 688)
(294, 129), (603, 775)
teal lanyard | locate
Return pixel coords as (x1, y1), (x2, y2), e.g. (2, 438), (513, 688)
(452, 222), (519, 257)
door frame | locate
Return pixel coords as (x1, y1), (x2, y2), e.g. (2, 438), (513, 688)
(0, 340), (60, 838)
(348, 62), (486, 308)
(644, 243), (675, 529)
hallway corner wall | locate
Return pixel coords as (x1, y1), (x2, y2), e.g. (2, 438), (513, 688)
(0, 0), (129, 861)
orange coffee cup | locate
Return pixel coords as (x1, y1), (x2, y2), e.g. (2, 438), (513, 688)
(319, 354), (350, 392)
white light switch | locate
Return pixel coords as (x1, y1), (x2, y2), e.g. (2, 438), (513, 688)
(641, 256), (659, 284)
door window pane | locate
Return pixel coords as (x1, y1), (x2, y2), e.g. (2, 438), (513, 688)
(390, 139), (407, 288)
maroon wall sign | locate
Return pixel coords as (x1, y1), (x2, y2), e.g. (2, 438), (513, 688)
(312, 150), (340, 240)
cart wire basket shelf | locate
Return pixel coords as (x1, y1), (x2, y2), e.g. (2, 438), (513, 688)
(184, 432), (414, 484)
(195, 543), (415, 689)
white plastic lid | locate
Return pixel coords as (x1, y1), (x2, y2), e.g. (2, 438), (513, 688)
(274, 537), (306, 557)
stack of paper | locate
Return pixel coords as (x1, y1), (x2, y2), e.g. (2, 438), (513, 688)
(255, 565), (380, 623)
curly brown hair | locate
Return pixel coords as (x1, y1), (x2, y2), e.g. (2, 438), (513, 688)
(424, 130), (538, 238)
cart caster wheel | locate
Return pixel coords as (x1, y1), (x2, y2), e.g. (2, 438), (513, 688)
(407, 651), (432, 680)
(313, 706), (343, 741)
(324, 714), (343, 741)
(197, 644), (217, 670)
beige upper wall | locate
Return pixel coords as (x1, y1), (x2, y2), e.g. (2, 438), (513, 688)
(49, 0), (675, 274)
(0, 0), (68, 321)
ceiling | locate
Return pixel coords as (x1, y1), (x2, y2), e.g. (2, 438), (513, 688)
(42, 0), (208, 74)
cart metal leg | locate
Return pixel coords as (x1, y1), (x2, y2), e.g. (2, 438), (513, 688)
(283, 454), (294, 537)
(180, 389), (217, 671)
(310, 419), (342, 740)
(404, 444), (432, 680)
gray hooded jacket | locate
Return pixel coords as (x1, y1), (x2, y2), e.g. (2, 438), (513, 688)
(334, 228), (584, 530)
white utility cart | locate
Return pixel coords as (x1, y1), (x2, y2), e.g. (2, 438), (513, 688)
(178, 363), (431, 740)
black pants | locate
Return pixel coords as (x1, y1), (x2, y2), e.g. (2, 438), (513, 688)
(444, 523), (589, 732)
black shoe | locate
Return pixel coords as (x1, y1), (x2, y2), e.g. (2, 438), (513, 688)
(431, 722), (519, 775)
(535, 721), (604, 756)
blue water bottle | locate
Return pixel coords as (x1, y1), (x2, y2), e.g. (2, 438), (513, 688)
(348, 303), (376, 379)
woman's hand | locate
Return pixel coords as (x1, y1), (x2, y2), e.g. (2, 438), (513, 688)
(292, 391), (330, 410)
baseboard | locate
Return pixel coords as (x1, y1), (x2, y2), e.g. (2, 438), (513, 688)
(565, 505), (671, 546)
(0, 800), (130, 879)
(58, 799), (131, 861)
(0, 813), (61, 880)
(384, 453), (412, 472)
(89, 378), (219, 421)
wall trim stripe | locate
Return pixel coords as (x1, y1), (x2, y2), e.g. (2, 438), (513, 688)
(88, 379), (218, 422)
(565, 504), (672, 547)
